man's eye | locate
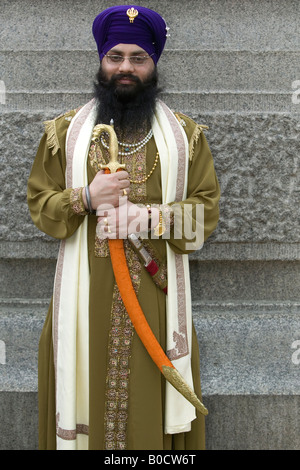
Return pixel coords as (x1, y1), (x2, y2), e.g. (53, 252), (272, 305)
(110, 56), (122, 62)
(132, 57), (145, 64)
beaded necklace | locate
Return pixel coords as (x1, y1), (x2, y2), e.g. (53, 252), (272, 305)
(100, 129), (153, 156)
(100, 129), (159, 184)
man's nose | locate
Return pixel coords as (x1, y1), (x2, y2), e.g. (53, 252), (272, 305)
(118, 57), (135, 73)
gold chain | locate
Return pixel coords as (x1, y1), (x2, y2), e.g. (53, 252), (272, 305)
(129, 151), (159, 184)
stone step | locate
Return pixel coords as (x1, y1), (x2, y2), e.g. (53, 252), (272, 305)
(1, 50), (298, 92)
(204, 394), (300, 450)
(1, 257), (300, 301)
(2, 240), (300, 261)
(1, 0), (299, 53)
(0, 391), (38, 450)
(0, 298), (299, 450)
(0, 299), (47, 392)
(193, 300), (300, 396)
(1, 90), (297, 114)
(1, 392), (299, 450)
(0, 298), (299, 395)
(1, 112), (300, 250)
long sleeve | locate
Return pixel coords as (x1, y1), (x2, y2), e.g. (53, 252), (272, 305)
(27, 115), (86, 240)
(166, 122), (220, 255)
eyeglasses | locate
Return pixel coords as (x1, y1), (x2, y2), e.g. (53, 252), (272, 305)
(104, 54), (154, 66)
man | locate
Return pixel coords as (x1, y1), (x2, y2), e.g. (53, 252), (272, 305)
(27, 5), (220, 450)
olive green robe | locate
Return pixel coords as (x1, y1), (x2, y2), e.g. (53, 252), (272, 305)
(27, 106), (220, 450)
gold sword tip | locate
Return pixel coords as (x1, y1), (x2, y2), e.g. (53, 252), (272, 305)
(162, 365), (208, 416)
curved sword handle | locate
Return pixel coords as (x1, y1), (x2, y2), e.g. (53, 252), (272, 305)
(91, 123), (126, 173)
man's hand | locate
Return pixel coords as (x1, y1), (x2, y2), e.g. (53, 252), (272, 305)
(83, 170), (130, 209)
(97, 200), (159, 239)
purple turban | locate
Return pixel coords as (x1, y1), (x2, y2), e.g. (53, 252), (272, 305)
(92, 5), (168, 64)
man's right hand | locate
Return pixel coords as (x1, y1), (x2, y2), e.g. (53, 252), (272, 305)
(83, 170), (130, 210)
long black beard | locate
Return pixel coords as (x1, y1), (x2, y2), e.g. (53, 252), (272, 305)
(93, 67), (161, 135)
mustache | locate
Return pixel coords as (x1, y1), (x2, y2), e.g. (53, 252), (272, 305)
(100, 73), (141, 87)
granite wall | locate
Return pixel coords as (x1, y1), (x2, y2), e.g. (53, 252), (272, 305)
(0, 0), (299, 449)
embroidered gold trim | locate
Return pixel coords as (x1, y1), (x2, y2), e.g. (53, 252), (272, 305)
(70, 187), (88, 216)
(104, 242), (141, 450)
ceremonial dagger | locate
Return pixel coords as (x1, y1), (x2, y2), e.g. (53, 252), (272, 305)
(91, 122), (208, 416)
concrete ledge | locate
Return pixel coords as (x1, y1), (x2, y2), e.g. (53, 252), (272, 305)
(1, 258), (300, 302)
(1, 298), (299, 395)
(1, 240), (300, 261)
(2, 112), (300, 245)
(1, 0), (299, 52)
(1, 50), (299, 92)
(1, 392), (299, 450)
(205, 394), (300, 450)
(2, 91), (298, 114)
(0, 391), (38, 450)
(190, 260), (300, 302)
(1, 298), (299, 450)
(0, 299), (47, 392)
(194, 300), (300, 395)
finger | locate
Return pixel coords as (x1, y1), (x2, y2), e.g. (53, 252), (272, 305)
(116, 171), (129, 180)
(120, 179), (130, 189)
(120, 188), (130, 197)
(96, 215), (108, 223)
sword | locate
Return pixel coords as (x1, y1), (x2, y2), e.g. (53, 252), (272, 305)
(91, 122), (208, 416)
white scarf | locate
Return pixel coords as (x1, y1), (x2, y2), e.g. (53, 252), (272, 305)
(52, 99), (196, 450)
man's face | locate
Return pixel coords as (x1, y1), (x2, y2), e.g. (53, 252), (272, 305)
(101, 43), (156, 89)
(94, 43), (158, 131)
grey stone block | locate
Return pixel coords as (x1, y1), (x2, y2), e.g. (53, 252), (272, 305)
(2, 257), (299, 304)
(1, 49), (299, 113)
(1, 392), (299, 449)
(0, 259), (55, 299)
(190, 260), (300, 302)
(0, 392), (38, 450)
(1, 113), (299, 246)
(0, 299), (47, 392)
(204, 395), (300, 450)
(3, 90), (299, 114)
(191, 241), (300, 261)
(1, 0), (300, 52)
(2, 50), (299, 93)
(2, 240), (300, 262)
(193, 301), (300, 396)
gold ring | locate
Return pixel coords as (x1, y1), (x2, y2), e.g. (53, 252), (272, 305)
(123, 189), (127, 196)
(107, 226), (111, 233)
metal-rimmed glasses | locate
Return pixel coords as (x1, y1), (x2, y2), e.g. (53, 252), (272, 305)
(104, 54), (154, 66)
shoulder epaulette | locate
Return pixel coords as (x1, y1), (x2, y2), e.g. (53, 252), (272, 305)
(174, 113), (209, 161)
(43, 108), (77, 156)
